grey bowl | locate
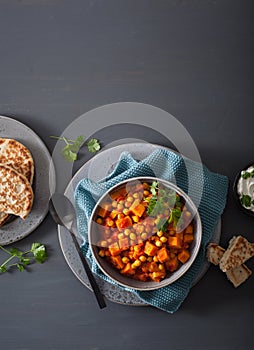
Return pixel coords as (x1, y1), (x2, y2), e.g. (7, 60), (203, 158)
(88, 176), (202, 291)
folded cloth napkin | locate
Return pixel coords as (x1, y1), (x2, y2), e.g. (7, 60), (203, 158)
(74, 148), (228, 313)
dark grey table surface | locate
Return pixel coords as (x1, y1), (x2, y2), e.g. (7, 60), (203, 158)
(0, 1), (254, 349)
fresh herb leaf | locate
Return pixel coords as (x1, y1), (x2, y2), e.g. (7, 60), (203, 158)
(241, 194), (252, 207)
(87, 138), (101, 153)
(156, 217), (169, 232)
(17, 264), (25, 272)
(242, 172), (251, 179)
(31, 243), (48, 263)
(150, 181), (158, 196)
(0, 243), (48, 273)
(0, 265), (7, 273)
(50, 135), (100, 161)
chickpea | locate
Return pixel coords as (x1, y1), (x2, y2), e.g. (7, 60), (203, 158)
(160, 236), (167, 243)
(122, 257), (129, 264)
(130, 233), (137, 241)
(126, 196), (134, 203)
(125, 201), (132, 208)
(123, 208), (130, 215)
(133, 192), (139, 199)
(131, 260), (141, 269)
(124, 228), (131, 236)
(157, 231), (164, 237)
(112, 201), (118, 208)
(136, 225), (144, 234)
(117, 203), (124, 211)
(96, 218), (103, 225)
(100, 240), (107, 248)
(153, 256), (158, 262)
(98, 250), (105, 257)
(139, 255), (147, 262)
(118, 233), (124, 240)
(155, 240), (162, 248)
(142, 182), (150, 190)
(140, 232), (148, 240)
(143, 190), (150, 197)
(158, 264), (164, 271)
(117, 213), (124, 219)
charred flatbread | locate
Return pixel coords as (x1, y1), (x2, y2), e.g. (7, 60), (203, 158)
(0, 164), (34, 220)
(0, 138), (34, 225)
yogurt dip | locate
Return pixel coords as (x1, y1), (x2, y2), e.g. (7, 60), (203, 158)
(237, 165), (254, 212)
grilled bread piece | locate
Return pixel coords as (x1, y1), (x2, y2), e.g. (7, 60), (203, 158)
(207, 242), (252, 287)
(0, 138), (34, 182)
(225, 264), (252, 288)
(206, 243), (225, 265)
(0, 138), (34, 225)
(0, 164), (34, 219)
(219, 236), (254, 272)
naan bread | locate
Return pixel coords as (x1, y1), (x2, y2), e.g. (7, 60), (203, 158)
(0, 164), (34, 220)
(0, 138), (34, 183)
(207, 242), (252, 288)
(0, 138), (34, 225)
(219, 236), (254, 272)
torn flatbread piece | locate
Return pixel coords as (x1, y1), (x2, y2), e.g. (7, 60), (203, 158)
(219, 236), (254, 272)
(0, 164), (34, 220)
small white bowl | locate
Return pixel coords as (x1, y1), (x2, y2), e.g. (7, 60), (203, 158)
(88, 177), (202, 291)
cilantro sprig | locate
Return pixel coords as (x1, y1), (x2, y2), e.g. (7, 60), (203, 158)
(0, 243), (48, 273)
(146, 181), (183, 230)
(50, 135), (101, 162)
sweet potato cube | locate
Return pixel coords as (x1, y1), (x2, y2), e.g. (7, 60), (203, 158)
(110, 188), (127, 200)
(165, 257), (179, 272)
(121, 262), (135, 275)
(130, 200), (146, 217)
(105, 217), (114, 227)
(131, 215), (140, 223)
(157, 247), (170, 263)
(109, 242), (122, 256)
(178, 249), (190, 264)
(168, 236), (182, 249)
(116, 215), (132, 230)
(97, 206), (108, 218)
(110, 210), (118, 219)
(184, 234), (194, 244)
(118, 237), (129, 249)
(144, 241), (158, 256)
(147, 261), (160, 272)
(185, 224), (193, 234)
(110, 255), (124, 269)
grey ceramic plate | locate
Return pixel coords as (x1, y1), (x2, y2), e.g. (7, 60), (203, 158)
(0, 115), (56, 245)
(58, 142), (221, 306)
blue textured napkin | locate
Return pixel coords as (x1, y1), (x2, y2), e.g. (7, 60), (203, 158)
(74, 148), (228, 313)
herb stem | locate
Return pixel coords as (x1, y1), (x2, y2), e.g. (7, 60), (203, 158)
(0, 255), (15, 268)
(0, 246), (12, 255)
(49, 136), (76, 143)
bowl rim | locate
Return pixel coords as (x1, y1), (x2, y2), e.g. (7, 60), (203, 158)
(233, 163), (254, 218)
(88, 176), (202, 291)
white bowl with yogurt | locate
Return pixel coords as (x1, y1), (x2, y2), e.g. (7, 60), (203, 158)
(234, 164), (254, 215)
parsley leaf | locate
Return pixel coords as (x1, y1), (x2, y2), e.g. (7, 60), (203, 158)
(50, 135), (101, 162)
(87, 138), (101, 153)
(241, 194), (252, 207)
(0, 243), (48, 273)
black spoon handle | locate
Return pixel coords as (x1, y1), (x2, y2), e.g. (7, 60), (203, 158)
(69, 229), (106, 309)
